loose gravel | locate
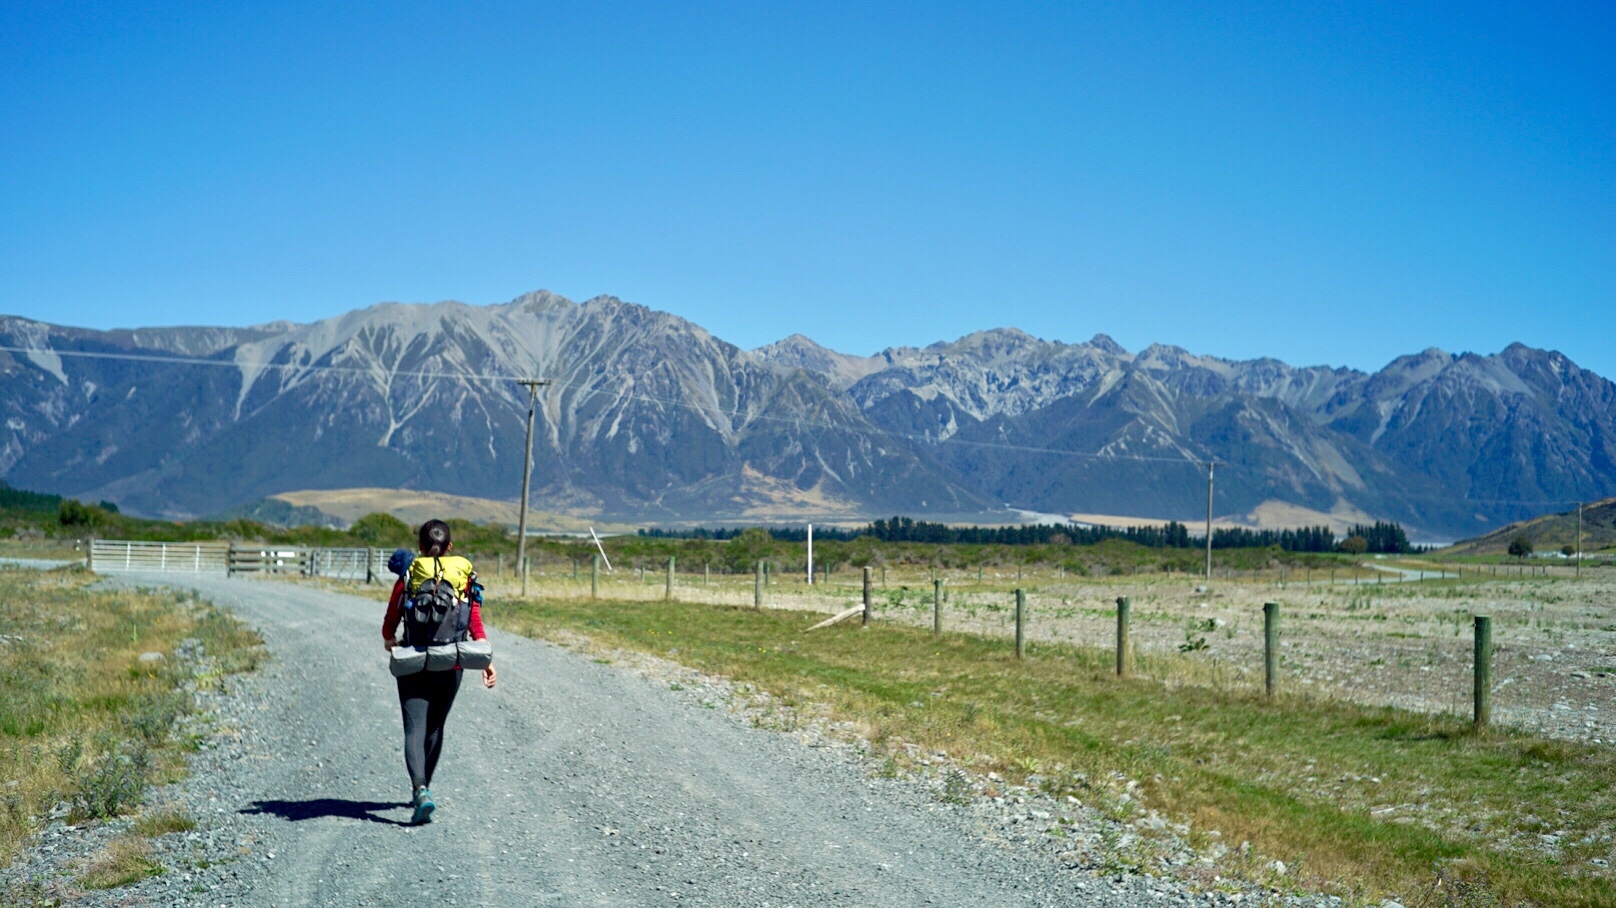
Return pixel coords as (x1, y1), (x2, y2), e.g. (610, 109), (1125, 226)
(4, 573), (1356, 907)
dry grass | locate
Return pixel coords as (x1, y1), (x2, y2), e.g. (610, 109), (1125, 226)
(78, 836), (161, 890)
(0, 538), (85, 560)
(272, 487), (638, 534)
(133, 805), (196, 837)
(0, 566), (262, 867)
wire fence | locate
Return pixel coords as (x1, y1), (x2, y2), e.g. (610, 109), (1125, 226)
(84, 540), (1614, 744)
(468, 558), (1615, 745)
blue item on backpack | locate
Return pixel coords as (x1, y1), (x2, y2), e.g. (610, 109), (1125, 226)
(387, 548), (415, 578)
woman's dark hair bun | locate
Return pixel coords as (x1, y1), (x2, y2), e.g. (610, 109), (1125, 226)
(418, 519), (451, 557)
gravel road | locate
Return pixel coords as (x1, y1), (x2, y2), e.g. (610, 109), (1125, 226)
(11, 574), (1295, 907)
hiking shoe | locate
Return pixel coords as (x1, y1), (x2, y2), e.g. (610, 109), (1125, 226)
(411, 787), (435, 825)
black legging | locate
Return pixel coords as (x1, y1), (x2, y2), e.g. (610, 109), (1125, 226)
(396, 670), (462, 790)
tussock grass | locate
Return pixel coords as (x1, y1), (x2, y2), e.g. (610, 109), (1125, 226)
(79, 836), (161, 889)
(498, 595), (1615, 908)
(133, 805), (196, 837)
(0, 567), (262, 868)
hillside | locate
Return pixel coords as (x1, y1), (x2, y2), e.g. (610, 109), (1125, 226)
(1442, 497), (1616, 556)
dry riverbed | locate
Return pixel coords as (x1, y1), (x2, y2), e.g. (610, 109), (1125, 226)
(479, 569), (1616, 744)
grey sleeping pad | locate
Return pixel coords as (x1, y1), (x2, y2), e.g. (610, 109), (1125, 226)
(389, 639), (493, 677)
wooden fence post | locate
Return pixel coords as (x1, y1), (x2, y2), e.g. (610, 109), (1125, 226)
(591, 554), (599, 599)
(862, 567), (872, 626)
(754, 560), (764, 609)
(665, 556), (675, 601)
(933, 579), (944, 637)
(1115, 596), (1131, 678)
(1015, 589), (1026, 659)
(1264, 602), (1280, 698)
(1474, 615), (1492, 727)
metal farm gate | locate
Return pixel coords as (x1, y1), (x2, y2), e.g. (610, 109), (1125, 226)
(89, 540), (231, 574)
(89, 539), (387, 582)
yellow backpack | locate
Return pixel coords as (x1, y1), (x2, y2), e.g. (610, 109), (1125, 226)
(401, 555), (473, 647)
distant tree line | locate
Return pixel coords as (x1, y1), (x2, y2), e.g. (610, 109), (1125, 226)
(642, 515), (1414, 554)
(1343, 521), (1415, 554)
(0, 480), (64, 513)
(1208, 525), (1339, 552)
(0, 481), (124, 525)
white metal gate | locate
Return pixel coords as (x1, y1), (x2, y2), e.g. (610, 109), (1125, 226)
(89, 540), (231, 574)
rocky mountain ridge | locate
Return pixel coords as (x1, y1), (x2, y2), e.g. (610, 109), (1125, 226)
(2, 290), (1610, 538)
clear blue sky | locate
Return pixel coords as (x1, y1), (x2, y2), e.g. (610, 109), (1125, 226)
(3, 1), (1612, 378)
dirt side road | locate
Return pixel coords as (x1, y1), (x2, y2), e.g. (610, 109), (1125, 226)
(55, 574), (1202, 908)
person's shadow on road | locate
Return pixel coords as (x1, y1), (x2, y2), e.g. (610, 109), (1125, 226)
(242, 798), (410, 826)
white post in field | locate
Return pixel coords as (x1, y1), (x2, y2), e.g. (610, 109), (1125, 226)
(806, 523), (814, 586)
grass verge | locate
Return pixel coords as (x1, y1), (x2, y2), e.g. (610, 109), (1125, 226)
(497, 595), (1614, 908)
(0, 565), (262, 871)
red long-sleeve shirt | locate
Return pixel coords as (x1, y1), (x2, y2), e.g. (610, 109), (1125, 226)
(383, 578), (487, 644)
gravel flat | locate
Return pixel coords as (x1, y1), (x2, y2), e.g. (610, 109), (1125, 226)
(14, 573), (1263, 907)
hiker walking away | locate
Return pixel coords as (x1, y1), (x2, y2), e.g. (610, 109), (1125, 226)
(383, 519), (496, 824)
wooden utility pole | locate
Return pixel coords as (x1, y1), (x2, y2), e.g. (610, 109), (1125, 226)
(514, 378), (552, 598)
(1576, 502), (1583, 578)
(1204, 461), (1217, 582)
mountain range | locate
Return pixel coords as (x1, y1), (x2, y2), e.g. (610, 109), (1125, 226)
(2, 290), (1612, 540)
